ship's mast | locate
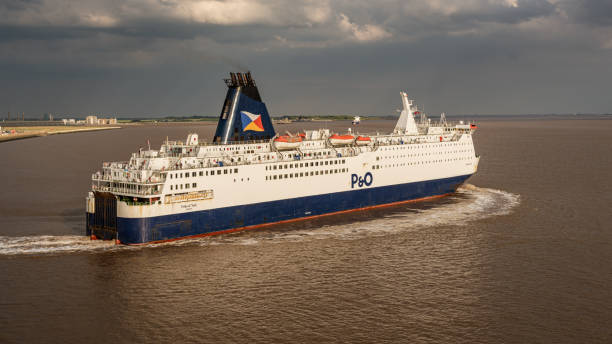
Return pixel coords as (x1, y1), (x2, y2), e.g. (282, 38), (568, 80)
(394, 92), (419, 135)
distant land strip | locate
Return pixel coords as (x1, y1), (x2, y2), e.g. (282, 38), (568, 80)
(0, 126), (120, 143)
(116, 113), (612, 123)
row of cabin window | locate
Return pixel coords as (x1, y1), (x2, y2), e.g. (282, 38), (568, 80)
(380, 142), (470, 151)
(265, 159), (346, 171)
(265, 168), (348, 180)
(377, 150), (473, 160)
(256, 150), (331, 163)
(170, 183), (197, 191)
(373, 157), (472, 169)
(168, 168), (239, 179)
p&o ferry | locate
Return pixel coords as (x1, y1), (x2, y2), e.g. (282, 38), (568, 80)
(86, 72), (480, 244)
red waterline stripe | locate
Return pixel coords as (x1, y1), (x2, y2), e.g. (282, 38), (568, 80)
(126, 192), (452, 246)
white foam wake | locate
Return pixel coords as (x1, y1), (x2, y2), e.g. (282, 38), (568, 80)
(0, 184), (519, 255)
(0, 235), (122, 256)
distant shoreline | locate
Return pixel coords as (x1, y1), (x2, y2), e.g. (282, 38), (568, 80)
(0, 126), (120, 143)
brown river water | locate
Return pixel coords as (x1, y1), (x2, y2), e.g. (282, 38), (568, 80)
(0, 118), (611, 343)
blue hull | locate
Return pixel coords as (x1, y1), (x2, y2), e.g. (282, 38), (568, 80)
(87, 174), (472, 244)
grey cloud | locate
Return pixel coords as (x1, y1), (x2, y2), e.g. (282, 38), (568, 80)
(0, 0), (611, 116)
(561, 0), (612, 27)
(448, 0), (555, 25)
(0, 0), (41, 11)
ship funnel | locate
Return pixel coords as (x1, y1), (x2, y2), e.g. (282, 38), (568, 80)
(213, 72), (276, 143)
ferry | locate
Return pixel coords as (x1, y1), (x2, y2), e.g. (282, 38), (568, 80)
(86, 72), (480, 244)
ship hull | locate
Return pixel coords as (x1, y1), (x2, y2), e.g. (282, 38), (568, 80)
(88, 174), (472, 245)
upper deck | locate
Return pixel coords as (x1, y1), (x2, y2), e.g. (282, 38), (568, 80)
(91, 120), (477, 198)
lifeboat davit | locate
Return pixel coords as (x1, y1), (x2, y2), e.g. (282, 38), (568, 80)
(355, 136), (371, 146)
(274, 135), (302, 150)
(329, 134), (354, 146)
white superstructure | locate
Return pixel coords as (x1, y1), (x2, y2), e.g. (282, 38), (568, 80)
(88, 94), (479, 221)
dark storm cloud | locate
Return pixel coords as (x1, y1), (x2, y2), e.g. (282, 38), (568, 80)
(0, 0), (611, 116)
(448, 0), (555, 25)
(0, 0), (41, 11)
(562, 0), (612, 27)
(0, 25), (93, 41)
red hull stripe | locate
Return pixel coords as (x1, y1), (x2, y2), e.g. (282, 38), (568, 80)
(126, 193), (452, 246)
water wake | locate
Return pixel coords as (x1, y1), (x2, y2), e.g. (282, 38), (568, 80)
(0, 184), (519, 256)
(0, 235), (123, 256)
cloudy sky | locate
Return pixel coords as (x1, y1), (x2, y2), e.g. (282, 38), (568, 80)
(1, 0), (611, 117)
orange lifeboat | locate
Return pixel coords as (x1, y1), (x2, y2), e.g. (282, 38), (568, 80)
(329, 134), (354, 146)
(355, 136), (371, 146)
(273, 135), (302, 150)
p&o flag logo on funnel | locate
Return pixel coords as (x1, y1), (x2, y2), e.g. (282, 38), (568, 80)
(241, 111), (264, 132)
